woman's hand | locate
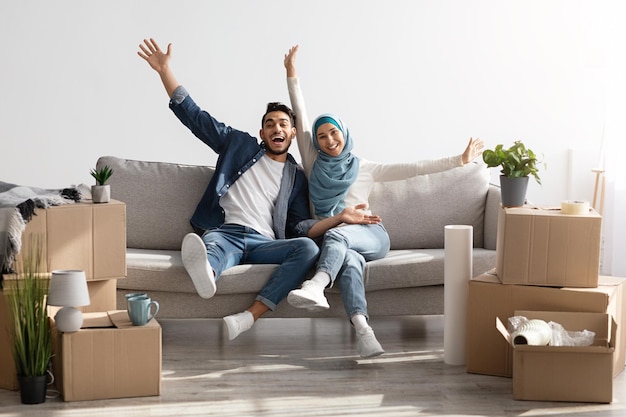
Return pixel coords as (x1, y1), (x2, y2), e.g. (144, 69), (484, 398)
(284, 45), (299, 78)
(462, 137), (484, 164)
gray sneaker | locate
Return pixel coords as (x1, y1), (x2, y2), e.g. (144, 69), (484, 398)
(356, 327), (385, 358)
(181, 233), (216, 299)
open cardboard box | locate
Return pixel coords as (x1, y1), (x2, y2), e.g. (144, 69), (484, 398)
(496, 310), (615, 403)
(52, 310), (161, 402)
(466, 271), (626, 378)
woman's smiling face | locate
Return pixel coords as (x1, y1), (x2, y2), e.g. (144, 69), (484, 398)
(316, 123), (345, 157)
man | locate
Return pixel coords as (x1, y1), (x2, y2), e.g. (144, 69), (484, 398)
(138, 38), (318, 340)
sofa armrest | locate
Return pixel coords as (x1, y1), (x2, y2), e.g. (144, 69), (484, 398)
(483, 184), (501, 250)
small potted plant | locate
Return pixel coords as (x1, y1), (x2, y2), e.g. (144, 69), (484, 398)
(6, 236), (53, 404)
(482, 140), (543, 207)
(90, 165), (113, 203)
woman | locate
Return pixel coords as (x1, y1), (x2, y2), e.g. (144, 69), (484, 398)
(284, 45), (484, 358)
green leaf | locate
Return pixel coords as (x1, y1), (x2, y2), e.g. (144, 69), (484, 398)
(90, 165), (113, 185)
(6, 235), (53, 377)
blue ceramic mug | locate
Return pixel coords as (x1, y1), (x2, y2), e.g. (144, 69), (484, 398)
(127, 295), (159, 326)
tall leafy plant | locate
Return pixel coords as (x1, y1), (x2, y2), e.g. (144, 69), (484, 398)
(6, 235), (52, 378)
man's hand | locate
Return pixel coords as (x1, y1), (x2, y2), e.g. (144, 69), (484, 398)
(340, 203), (381, 225)
(137, 37), (179, 98)
(138, 38), (172, 74)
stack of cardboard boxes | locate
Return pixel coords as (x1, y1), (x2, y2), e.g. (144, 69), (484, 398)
(0, 200), (161, 401)
(466, 205), (625, 403)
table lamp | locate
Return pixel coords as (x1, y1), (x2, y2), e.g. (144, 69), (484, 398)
(47, 270), (91, 332)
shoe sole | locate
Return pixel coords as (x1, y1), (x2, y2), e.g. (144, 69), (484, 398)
(360, 350), (385, 359)
(287, 290), (330, 310)
(223, 316), (238, 341)
(181, 233), (216, 299)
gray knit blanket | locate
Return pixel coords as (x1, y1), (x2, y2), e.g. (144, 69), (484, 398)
(0, 181), (81, 279)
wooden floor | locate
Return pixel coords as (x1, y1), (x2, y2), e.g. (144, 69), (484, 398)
(1, 315), (625, 416)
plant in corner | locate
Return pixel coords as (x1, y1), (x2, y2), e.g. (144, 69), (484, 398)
(90, 165), (113, 203)
(6, 235), (53, 404)
(482, 140), (543, 207)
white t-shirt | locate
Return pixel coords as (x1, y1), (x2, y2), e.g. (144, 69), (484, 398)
(220, 154), (284, 238)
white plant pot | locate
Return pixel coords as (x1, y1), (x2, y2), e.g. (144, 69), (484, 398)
(91, 185), (110, 203)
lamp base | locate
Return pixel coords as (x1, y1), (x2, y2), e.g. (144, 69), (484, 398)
(54, 307), (83, 333)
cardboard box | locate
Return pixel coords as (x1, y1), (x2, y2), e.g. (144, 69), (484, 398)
(53, 310), (161, 401)
(0, 290), (18, 390)
(466, 271), (626, 377)
(15, 200), (126, 281)
(497, 310), (615, 403)
(83, 278), (118, 313)
(496, 205), (601, 287)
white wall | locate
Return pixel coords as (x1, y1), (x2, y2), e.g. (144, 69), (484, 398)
(1, 0), (623, 207)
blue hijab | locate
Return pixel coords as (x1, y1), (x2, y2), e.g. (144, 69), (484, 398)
(309, 113), (359, 218)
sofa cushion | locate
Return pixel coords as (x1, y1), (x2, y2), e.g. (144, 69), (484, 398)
(120, 247), (498, 295)
(97, 156), (214, 250)
(368, 162), (490, 250)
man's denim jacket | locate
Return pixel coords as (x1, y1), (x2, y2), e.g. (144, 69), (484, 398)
(169, 86), (313, 239)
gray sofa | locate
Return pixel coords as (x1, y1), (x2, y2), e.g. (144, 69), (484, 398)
(97, 156), (500, 319)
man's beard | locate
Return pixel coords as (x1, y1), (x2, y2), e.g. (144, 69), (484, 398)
(261, 140), (289, 156)
(265, 147), (289, 156)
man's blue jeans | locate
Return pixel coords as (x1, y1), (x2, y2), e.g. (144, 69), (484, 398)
(201, 224), (319, 310)
(317, 223), (390, 319)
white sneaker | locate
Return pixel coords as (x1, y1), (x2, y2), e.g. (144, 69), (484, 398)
(181, 233), (216, 299)
(356, 327), (385, 358)
(287, 280), (330, 311)
(223, 311), (254, 341)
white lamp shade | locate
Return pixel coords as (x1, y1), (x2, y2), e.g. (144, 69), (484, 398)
(47, 270), (91, 307)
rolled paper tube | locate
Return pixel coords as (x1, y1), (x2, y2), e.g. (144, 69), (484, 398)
(512, 319), (552, 346)
(443, 225), (473, 366)
(561, 200), (590, 215)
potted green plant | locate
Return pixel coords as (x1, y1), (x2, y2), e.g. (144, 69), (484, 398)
(482, 140), (543, 207)
(90, 165), (113, 203)
(6, 236), (53, 404)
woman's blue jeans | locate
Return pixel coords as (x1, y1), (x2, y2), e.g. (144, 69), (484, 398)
(317, 223), (390, 319)
(201, 224), (319, 310)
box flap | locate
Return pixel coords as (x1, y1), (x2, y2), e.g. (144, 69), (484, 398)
(108, 310), (133, 328)
(472, 269), (499, 284)
(81, 310), (140, 329)
(107, 309), (160, 330)
(495, 316), (513, 346)
(598, 276), (626, 287)
(81, 312), (114, 328)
